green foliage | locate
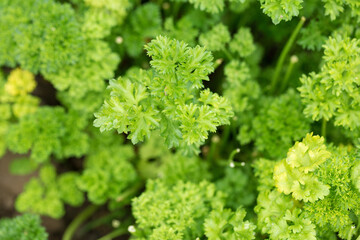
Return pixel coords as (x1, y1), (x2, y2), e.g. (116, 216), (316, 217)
(199, 23), (231, 52)
(94, 36), (233, 151)
(164, 14), (201, 46)
(255, 136), (360, 239)
(222, 59), (261, 148)
(216, 167), (256, 209)
(255, 190), (316, 240)
(180, 0), (255, 14)
(132, 180), (225, 239)
(81, 0), (131, 39)
(43, 40), (119, 102)
(259, 0), (303, 24)
(242, 89), (311, 158)
(122, 3), (162, 57)
(187, 0), (225, 13)
(352, 160), (360, 193)
(0, 121), (8, 158)
(304, 146), (360, 238)
(0, 0), (83, 73)
(77, 129), (137, 204)
(1, 68), (40, 119)
(229, 27), (256, 58)
(160, 153), (211, 185)
(5, 68), (36, 96)
(0, 68), (40, 158)
(1, 0), (360, 239)
(299, 35), (360, 129)
(16, 165), (84, 218)
(322, 0), (360, 20)
(172, 0), (253, 13)
(136, 131), (211, 182)
(253, 158), (277, 191)
(223, 60), (260, 115)
(7, 107), (89, 164)
(274, 133), (331, 202)
(204, 207), (256, 239)
(0, 0), (121, 117)
(0, 214), (48, 240)
(9, 158), (37, 175)
(298, 20), (328, 51)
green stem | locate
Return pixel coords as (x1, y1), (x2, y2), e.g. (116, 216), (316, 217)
(79, 184), (143, 237)
(222, 48), (233, 60)
(97, 226), (128, 240)
(134, 0), (141, 7)
(321, 118), (327, 140)
(218, 148), (241, 167)
(214, 58), (224, 70)
(228, 148), (240, 162)
(219, 124), (231, 153)
(347, 225), (356, 240)
(172, 2), (181, 19)
(62, 204), (99, 240)
(207, 135), (220, 162)
(270, 17), (306, 94)
(116, 181), (144, 202)
(279, 55), (298, 93)
(80, 211), (124, 235)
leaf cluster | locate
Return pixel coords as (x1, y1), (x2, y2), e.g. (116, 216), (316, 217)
(132, 180), (225, 239)
(94, 36), (233, 152)
(16, 165), (84, 218)
(0, 214), (48, 240)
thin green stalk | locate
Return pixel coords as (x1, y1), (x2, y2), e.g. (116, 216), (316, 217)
(172, 2), (182, 19)
(116, 181), (144, 202)
(156, 0), (164, 6)
(214, 58), (224, 70)
(62, 204), (99, 240)
(207, 135), (220, 162)
(270, 17), (306, 93)
(219, 124), (231, 152)
(79, 184), (143, 237)
(134, 0), (141, 7)
(279, 55), (298, 93)
(347, 225), (356, 240)
(218, 148), (241, 167)
(321, 118), (327, 140)
(98, 226), (128, 240)
(228, 148), (240, 162)
(80, 211), (124, 235)
(222, 48), (233, 60)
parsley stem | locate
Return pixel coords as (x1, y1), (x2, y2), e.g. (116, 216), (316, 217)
(279, 55), (298, 93)
(214, 58), (224, 69)
(97, 226), (128, 240)
(134, 0), (141, 6)
(79, 183), (143, 237)
(321, 118), (327, 140)
(62, 204), (99, 240)
(347, 225), (356, 240)
(271, 17), (305, 94)
(116, 181), (144, 202)
(228, 148), (240, 162)
(207, 135), (220, 162)
(172, 2), (181, 19)
(218, 148), (241, 167)
(222, 48), (233, 60)
(219, 124), (231, 152)
(79, 211), (123, 236)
